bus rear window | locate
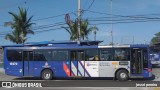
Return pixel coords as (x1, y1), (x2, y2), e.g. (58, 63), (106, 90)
(6, 50), (22, 61)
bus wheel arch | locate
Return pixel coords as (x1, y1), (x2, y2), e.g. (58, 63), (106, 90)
(41, 68), (54, 80)
(115, 68), (129, 81)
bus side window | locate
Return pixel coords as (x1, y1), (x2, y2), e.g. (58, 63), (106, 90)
(85, 49), (99, 61)
(77, 51), (84, 61)
(7, 50), (22, 61)
(114, 48), (130, 61)
(52, 50), (68, 61)
(100, 49), (112, 61)
(34, 50), (49, 61)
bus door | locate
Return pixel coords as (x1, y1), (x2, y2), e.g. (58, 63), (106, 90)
(131, 49), (143, 76)
(70, 50), (85, 77)
(23, 51), (34, 76)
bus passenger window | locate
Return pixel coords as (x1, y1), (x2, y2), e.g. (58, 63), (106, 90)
(7, 50), (22, 61)
(85, 49), (99, 61)
(34, 50), (51, 61)
(77, 51), (84, 61)
(52, 50), (68, 61)
(100, 49), (113, 61)
(114, 48), (130, 61)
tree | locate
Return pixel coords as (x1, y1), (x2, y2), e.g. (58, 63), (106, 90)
(151, 32), (160, 45)
(81, 20), (98, 40)
(5, 7), (34, 44)
(63, 19), (78, 41)
(63, 19), (98, 41)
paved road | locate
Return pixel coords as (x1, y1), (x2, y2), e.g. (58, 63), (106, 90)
(0, 68), (159, 89)
(0, 68), (159, 81)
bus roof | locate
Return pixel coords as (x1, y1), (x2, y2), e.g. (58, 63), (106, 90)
(1, 41), (149, 49)
(1, 41), (102, 48)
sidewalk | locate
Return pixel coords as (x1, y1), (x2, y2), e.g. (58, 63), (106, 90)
(0, 68), (4, 74)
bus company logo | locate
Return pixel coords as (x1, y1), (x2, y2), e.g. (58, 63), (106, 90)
(9, 62), (18, 66)
(86, 63), (97, 66)
(2, 82), (11, 88)
(42, 62), (51, 68)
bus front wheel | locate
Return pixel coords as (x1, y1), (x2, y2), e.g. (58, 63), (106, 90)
(116, 70), (129, 81)
(41, 69), (53, 80)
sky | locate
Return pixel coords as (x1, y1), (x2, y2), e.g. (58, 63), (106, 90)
(0, 0), (160, 45)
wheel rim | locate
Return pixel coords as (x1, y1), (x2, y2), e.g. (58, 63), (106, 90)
(120, 73), (127, 79)
(44, 73), (51, 79)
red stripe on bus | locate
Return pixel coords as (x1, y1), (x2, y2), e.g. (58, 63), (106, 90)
(63, 62), (70, 77)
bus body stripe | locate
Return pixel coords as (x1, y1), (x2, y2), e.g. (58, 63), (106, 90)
(78, 68), (82, 76)
(63, 62), (70, 77)
(71, 61), (77, 76)
(79, 61), (91, 77)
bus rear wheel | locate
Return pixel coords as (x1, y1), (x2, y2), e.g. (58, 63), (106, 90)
(41, 69), (53, 80)
(116, 70), (129, 81)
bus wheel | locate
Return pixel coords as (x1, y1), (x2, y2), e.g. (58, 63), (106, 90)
(41, 69), (53, 80)
(116, 70), (128, 81)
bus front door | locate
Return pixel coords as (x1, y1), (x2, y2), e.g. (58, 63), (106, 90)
(131, 49), (143, 76)
(23, 51), (33, 76)
(70, 50), (85, 77)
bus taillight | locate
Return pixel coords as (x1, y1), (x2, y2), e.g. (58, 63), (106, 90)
(148, 68), (152, 72)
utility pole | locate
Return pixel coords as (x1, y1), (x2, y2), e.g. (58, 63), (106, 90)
(77, 0), (81, 44)
(94, 29), (97, 41)
(132, 36), (134, 44)
(110, 0), (113, 46)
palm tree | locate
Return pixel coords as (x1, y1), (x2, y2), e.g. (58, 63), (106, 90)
(63, 19), (98, 41)
(5, 7), (34, 44)
(81, 20), (98, 40)
(63, 19), (78, 41)
(5, 29), (22, 44)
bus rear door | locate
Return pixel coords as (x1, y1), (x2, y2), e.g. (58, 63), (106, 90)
(131, 48), (144, 77)
(23, 51), (34, 76)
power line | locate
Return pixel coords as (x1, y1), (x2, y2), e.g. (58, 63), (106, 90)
(35, 27), (63, 34)
(2, 17), (160, 35)
(85, 0), (95, 10)
(32, 14), (66, 21)
(32, 23), (66, 30)
(32, 12), (77, 22)
(88, 17), (160, 22)
(84, 9), (160, 19)
(0, 27), (64, 37)
(89, 18), (160, 25)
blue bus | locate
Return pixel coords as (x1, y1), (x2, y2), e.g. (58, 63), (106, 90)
(150, 45), (160, 65)
(2, 41), (152, 81)
(150, 53), (160, 65)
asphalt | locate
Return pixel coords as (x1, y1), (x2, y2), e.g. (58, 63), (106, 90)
(0, 68), (159, 89)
